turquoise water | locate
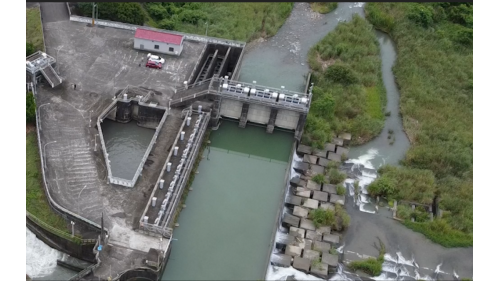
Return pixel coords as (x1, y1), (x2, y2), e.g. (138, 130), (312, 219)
(162, 121), (293, 280)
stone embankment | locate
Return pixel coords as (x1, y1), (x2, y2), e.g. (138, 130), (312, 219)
(271, 133), (352, 279)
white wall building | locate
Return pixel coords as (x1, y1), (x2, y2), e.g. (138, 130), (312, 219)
(134, 28), (184, 56)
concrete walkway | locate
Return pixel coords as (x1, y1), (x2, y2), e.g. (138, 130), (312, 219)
(40, 2), (69, 23)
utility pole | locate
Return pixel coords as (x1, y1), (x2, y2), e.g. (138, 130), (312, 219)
(205, 22), (208, 36)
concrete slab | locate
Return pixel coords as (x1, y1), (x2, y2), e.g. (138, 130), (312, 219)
(303, 154), (318, 165)
(297, 144), (313, 156)
(305, 230), (321, 241)
(285, 195), (302, 206)
(336, 146), (349, 158)
(292, 256), (311, 273)
(322, 183), (336, 194)
(299, 179), (308, 187)
(312, 241), (331, 253)
(332, 137), (344, 146)
(293, 162), (310, 175)
(339, 132), (352, 145)
(311, 263), (328, 279)
(320, 202), (335, 211)
(293, 206), (309, 218)
(327, 151), (342, 162)
(322, 253), (339, 267)
(271, 254), (292, 267)
(306, 180), (321, 191)
(329, 194), (346, 205)
(324, 143), (337, 153)
(295, 187), (311, 198)
(275, 233), (296, 247)
(310, 164), (325, 175)
(304, 239), (313, 251)
(285, 245), (303, 257)
(313, 150), (327, 158)
(283, 213), (300, 228)
(317, 226), (331, 235)
(290, 176), (301, 187)
(300, 218), (316, 231)
(317, 157), (331, 167)
(312, 191), (329, 202)
(323, 233), (340, 245)
(303, 199), (319, 210)
(290, 227), (305, 238)
(303, 249), (320, 261)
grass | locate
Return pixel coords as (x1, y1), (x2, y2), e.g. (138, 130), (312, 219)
(310, 2), (338, 14)
(308, 203), (350, 231)
(26, 7), (44, 53)
(364, 3), (473, 245)
(348, 238), (385, 276)
(303, 15), (385, 148)
(26, 131), (68, 232)
(312, 173), (326, 184)
(403, 219), (473, 247)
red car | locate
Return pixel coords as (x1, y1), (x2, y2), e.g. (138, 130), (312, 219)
(146, 60), (162, 69)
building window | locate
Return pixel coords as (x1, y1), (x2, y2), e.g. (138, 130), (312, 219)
(169, 47), (174, 52)
(154, 45), (159, 50)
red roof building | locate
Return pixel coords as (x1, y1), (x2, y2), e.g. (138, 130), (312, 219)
(134, 29), (184, 46)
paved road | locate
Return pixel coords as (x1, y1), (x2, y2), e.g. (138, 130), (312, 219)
(40, 2), (69, 23)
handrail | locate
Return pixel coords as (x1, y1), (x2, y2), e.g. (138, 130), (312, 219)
(27, 211), (97, 245)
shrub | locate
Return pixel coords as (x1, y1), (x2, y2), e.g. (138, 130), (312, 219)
(407, 4), (433, 28)
(325, 64), (359, 86)
(77, 2), (146, 25)
(26, 42), (35, 57)
(312, 174), (326, 184)
(309, 208), (335, 228)
(26, 92), (36, 124)
(329, 169), (346, 185)
(336, 185), (346, 195)
(158, 18), (177, 30)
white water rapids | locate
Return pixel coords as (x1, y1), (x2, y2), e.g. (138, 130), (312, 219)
(26, 228), (63, 278)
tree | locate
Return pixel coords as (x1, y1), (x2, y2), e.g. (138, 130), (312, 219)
(26, 43), (35, 57)
(26, 92), (36, 124)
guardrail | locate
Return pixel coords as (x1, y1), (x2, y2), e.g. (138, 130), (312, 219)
(69, 15), (246, 48)
(26, 212), (97, 245)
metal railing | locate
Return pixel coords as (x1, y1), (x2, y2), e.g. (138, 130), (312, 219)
(27, 211), (97, 245)
(68, 236), (102, 281)
(26, 51), (56, 74)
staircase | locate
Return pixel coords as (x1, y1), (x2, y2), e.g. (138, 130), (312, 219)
(40, 64), (62, 88)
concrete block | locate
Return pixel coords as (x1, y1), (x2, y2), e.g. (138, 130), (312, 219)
(300, 218), (316, 231)
(296, 187), (311, 198)
(292, 256), (311, 273)
(339, 133), (352, 145)
(305, 230), (321, 241)
(303, 154), (318, 165)
(271, 254), (292, 267)
(320, 202), (334, 211)
(285, 195), (302, 206)
(290, 176), (301, 187)
(327, 152), (342, 162)
(293, 206), (309, 218)
(310, 164), (325, 175)
(335, 146), (349, 158)
(283, 213), (300, 227)
(322, 184), (336, 194)
(304, 239), (313, 250)
(306, 180), (321, 191)
(322, 253), (339, 267)
(303, 249), (320, 261)
(313, 150), (327, 158)
(297, 144), (313, 156)
(303, 199), (319, 210)
(285, 245), (302, 257)
(323, 233), (340, 245)
(275, 234), (296, 247)
(317, 226), (331, 235)
(293, 162), (310, 175)
(311, 263), (328, 279)
(332, 137), (344, 146)
(312, 241), (331, 253)
(290, 227), (305, 238)
(330, 194), (345, 205)
(317, 157), (331, 167)
(324, 143), (337, 153)
(312, 191), (329, 202)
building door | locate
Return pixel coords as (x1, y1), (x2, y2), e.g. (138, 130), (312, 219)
(140, 44), (144, 50)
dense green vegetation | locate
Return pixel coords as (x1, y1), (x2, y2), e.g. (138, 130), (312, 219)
(304, 15), (385, 148)
(310, 2), (338, 14)
(26, 7), (44, 54)
(308, 203), (350, 231)
(26, 132), (68, 232)
(26, 92), (36, 124)
(364, 3), (473, 247)
(75, 2), (294, 42)
(348, 238), (385, 276)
